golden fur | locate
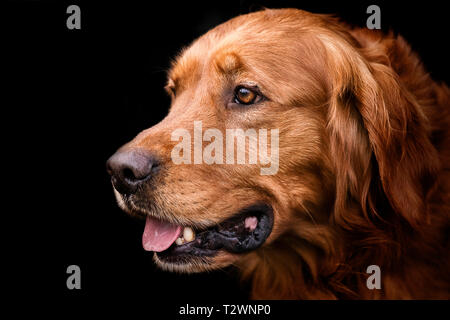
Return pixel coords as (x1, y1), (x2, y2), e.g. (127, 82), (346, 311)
(116, 9), (450, 299)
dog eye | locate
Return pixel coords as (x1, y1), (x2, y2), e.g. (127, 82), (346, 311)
(165, 85), (176, 96)
(233, 86), (261, 105)
(165, 79), (177, 97)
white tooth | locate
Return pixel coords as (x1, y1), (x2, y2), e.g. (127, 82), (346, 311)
(183, 227), (195, 242)
(175, 237), (184, 245)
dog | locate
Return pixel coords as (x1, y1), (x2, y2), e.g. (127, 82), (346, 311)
(106, 8), (450, 299)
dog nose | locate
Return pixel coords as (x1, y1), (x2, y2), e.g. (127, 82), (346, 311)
(106, 149), (159, 195)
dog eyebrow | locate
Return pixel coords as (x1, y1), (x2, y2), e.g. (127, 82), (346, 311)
(213, 51), (243, 75)
(168, 55), (201, 94)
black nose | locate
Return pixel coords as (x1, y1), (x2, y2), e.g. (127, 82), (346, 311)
(106, 149), (159, 195)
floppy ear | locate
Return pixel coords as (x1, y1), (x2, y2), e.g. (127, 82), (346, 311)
(326, 34), (440, 230)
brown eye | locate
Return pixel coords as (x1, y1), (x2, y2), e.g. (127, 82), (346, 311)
(165, 79), (176, 97)
(234, 86), (258, 105)
(165, 85), (176, 96)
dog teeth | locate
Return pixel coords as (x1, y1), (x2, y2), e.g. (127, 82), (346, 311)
(183, 227), (195, 242)
(175, 227), (196, 245)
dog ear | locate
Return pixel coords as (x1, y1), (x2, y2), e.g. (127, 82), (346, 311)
(326, 34), (440, 230)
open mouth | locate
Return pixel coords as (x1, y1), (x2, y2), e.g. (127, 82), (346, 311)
(142, 204), (274, 264)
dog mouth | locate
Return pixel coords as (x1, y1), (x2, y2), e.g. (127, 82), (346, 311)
(141, 204), (274, 264)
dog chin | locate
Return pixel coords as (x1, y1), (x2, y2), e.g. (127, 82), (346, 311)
(153, 251), (235, 274)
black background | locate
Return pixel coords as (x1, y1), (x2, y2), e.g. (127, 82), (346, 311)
(5, 0), (449, 315)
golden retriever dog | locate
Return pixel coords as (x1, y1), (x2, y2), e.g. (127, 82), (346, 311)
(106, 8), (450, 299)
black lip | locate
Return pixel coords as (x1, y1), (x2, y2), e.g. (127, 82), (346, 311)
(157, 204), (274, 263)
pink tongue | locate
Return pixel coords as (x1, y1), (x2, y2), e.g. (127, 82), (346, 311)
(142, 216), (182, 252)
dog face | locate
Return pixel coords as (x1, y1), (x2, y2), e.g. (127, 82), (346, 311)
(107, 9), (440, 276)
(106, 9), (334, 272)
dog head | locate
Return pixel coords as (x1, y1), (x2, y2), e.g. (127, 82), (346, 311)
(107, 9), (439, 275)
